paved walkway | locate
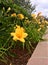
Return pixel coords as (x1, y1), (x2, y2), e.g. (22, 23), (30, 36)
(27, 29), (48, 65)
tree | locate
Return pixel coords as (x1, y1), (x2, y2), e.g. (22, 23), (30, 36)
(14, 0), (35, 14)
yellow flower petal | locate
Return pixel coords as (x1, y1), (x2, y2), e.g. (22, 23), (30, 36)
(21, 27), (25, 32)
(22, 33), (28, 38)
(45, 21), (48, 24)
(13, 36), (17, 41)
(11, 13), (16, 17)
(16, 25), (20, 28)
(19, 38), (25, 43)
(31, 14), (37, 18)
(17, 14), (24, 20)
(37, 28), (41, 32)
(7, 7), (11, 11)
(10, 32), (15, 36)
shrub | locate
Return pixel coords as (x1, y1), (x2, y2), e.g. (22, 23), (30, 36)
(0, 0), (48, 64)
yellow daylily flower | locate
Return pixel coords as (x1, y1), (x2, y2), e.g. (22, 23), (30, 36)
(40, 24), (44, 28)
(17, 14), (24, 20)
(37, 28), (41, 32)
(45, 21), (48, 24)
(26, 20), (30, 24)
(7, 7), (11, 11)
(47, 26), (48, 28)
(11, 13), (16, 17)
(11, 25), (28, 43)
(31, 14), (37, 19)
(25, 17), (28, 20)
(7, 7), (11, 13)
(37, 21), (41, 24)
(41, 21), (45, 25)
(3, 7), (5, 10)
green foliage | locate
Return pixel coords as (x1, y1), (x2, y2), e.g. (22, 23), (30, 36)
(14, 0), (35, 13)
(0, 0), (47, 64)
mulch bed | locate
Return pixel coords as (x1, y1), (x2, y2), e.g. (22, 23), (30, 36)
(0, 43), (37, 65)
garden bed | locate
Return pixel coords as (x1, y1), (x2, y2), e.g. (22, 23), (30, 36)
(0, 1), (48, 65)
(0, 43), (37, 65)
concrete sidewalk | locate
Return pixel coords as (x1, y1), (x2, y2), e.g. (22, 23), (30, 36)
(27, 29), (48, 65)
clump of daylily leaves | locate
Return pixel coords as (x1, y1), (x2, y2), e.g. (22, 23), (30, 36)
(31, 12), (48, 31)
(0, 1), (48, 64)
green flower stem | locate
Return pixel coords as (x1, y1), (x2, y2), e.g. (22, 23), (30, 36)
(3, 36), (11, 47)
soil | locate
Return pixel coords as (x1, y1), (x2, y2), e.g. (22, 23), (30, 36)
(0, 43), (37, 65)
